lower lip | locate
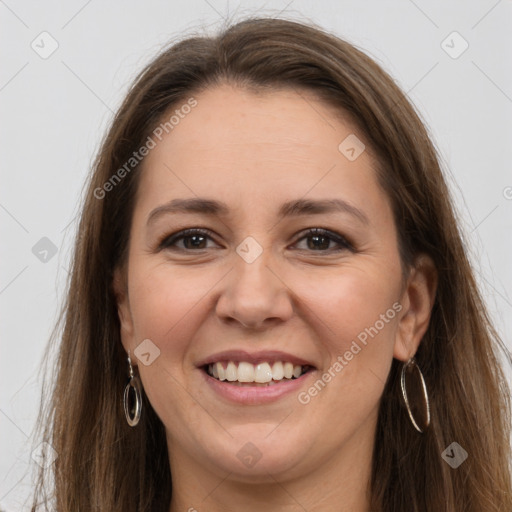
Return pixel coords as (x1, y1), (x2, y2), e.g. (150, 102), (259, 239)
(201, 369), (316, 405)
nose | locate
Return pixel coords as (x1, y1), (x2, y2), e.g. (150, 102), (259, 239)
(215, 245), (294, 330)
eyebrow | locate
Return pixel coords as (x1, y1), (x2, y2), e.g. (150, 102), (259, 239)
(146, 197), (369, 226)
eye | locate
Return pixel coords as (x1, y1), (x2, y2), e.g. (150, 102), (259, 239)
(292, 228), (354, 252)
(158, 227), (354, 253)
(158, 228), (219, 251)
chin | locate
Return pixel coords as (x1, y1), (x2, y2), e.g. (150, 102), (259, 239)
(200, 426), (316, 480)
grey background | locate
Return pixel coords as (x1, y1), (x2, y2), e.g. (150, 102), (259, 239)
(1, 0), (511, 509)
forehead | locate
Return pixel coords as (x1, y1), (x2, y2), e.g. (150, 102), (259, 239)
(134, 84), (389, 225)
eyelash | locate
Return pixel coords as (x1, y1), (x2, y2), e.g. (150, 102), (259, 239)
(158, 227), (354, 253)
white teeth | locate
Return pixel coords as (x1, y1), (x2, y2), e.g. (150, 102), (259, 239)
(254, 362), (273, 383)
(271, 361), (284, 380)
(226, 361), (238, 381)
(207, 360), (309, 383)
(216, 362), (226, 381)
(283, 362), (294, 379)
(237, 361), (255, 382)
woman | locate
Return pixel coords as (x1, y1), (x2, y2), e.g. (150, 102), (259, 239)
(32, 17), (512, 511)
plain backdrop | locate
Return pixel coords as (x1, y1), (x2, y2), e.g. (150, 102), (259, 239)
(1, 1), (511, 509)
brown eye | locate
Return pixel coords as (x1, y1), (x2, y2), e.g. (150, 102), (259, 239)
(293, 228), (354, 252)
(159, 228), (218, 251)
(158, 227), (354, 253)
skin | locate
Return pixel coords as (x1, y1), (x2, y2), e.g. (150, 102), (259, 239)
(114, 84), (437, 511)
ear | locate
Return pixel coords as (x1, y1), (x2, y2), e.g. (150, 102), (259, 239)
(394, 253), (438, 361)
(112, 265), (135, 354)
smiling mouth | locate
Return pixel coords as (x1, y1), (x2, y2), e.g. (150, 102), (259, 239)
(203, 361), (314, 387)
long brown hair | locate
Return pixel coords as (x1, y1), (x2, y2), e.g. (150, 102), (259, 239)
(31, 17), (512, 511)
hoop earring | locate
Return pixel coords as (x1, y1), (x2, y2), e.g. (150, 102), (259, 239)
(400, 357), (430, 433)
(123, 351), (142, 427)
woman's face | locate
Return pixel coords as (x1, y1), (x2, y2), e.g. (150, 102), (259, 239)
(115, 84), (434, 483)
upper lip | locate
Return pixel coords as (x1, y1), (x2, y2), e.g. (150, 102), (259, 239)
(196, 350), (317, 368)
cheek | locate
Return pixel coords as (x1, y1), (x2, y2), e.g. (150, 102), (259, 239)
(127, 261), (225, 362)
(127, 252), (402, 370)
(125, 262), (223, 437)
(293, 263), (401, 349)
(291, 263), (401, 419)
(293, 271), (400, 428)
